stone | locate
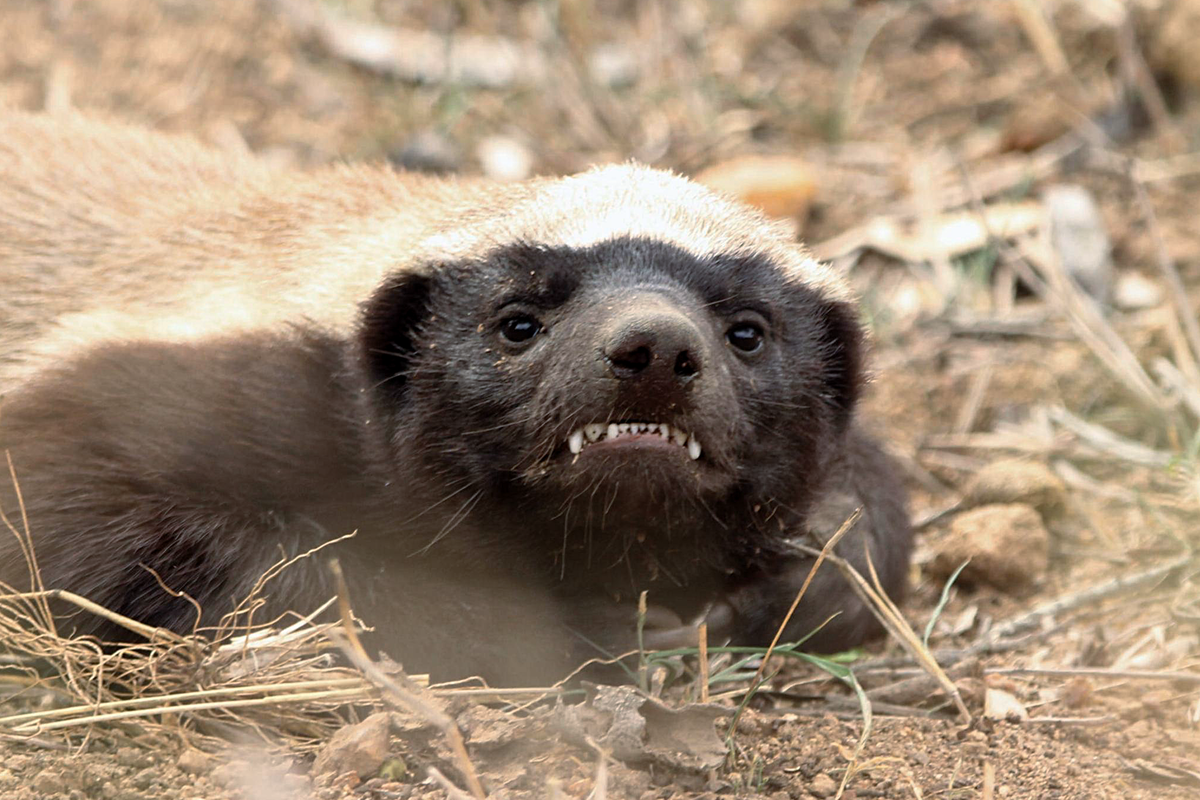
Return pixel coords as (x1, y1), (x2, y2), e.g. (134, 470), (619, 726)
(176, 749), (211, 776)
(962, 460), (1066, 519)
(932, 504), (1049, 590)
(809, 772), (839, 798)
(33, 770), (65, 795)
(1044, 184), (1112, 303)
(313, 711), (392, 780)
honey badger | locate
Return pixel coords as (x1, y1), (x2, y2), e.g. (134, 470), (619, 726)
(0, 112), (911, 685)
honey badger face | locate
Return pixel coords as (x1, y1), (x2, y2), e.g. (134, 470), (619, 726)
(361, 234), (862, 580)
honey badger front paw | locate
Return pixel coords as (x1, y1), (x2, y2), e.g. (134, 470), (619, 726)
(571, 599), (735, 668)
(638, 598), (737, 650)
(723, 555), (886, 653)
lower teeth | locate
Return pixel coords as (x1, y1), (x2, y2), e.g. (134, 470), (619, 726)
(567, 424), (701, 460)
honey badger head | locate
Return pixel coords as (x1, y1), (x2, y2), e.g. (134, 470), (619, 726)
(358, 165), (862, 588)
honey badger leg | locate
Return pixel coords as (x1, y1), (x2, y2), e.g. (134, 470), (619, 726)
(719, 426), (912, 651)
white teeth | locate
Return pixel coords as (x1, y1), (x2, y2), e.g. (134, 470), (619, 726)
(566, 422), (702, 460)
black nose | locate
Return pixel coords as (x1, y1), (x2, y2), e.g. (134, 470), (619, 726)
(603, 308), (704, 389)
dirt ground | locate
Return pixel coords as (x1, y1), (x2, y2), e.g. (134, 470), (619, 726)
(2, 0), (1200, 798)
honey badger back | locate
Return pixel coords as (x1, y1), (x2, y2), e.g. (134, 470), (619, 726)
(0, 113), (911, 685)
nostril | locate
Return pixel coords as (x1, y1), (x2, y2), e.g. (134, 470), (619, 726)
(674, 350), (698, 381)
(610, 345), (652, 374)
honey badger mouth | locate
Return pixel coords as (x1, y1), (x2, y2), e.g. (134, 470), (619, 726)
(566, 421), (702, 460)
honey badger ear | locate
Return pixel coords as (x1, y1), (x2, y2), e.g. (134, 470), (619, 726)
(359, 271), (433, 401)
(817, 298), (864, 428)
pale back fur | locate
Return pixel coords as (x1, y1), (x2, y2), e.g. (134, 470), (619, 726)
(0, 112), (846, 385)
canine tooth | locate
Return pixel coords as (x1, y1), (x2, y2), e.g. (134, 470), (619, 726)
(687, 434), (701, 460)
(584, 423), (604, 442)
(607, 423), (619, 439)
(568, 429), (584, 454)
(672, 428), (687, 447)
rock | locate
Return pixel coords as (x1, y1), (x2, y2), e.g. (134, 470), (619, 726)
(588, 42), (639, 88)
(1146, 0), (1200, 95)
(115, 747), (152, 769)
(962, 460), (1066, 519)
(1044, 184), (1113, 303)
(809, 772), (839, 798)
(210, 761), (251, 789)
(984, 687), (1029, 722)
(476, 135), (534, 182)
(1113, 272), (1162, 311)
(281, 773), (313, 795)
(389, 129), (461, 175)
(176, 749), (211, 776)
(694, 155), (817, 229)
(1001, 100), (1073, 153)
(33, 770), (66, 795)
(313, 711), (392, 780)
(932, 504), (1049, 591)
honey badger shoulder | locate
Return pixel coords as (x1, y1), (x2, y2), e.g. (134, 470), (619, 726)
(0, 113), (911, 684)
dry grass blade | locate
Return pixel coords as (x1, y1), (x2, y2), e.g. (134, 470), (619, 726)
(1131, 173), (1200, 380)
(1011, 235), (1168, 415)
(1047, 406), (1174, 468)
(788, 540), (972, 722)
(0, 524), (383, 750)
(327, 559), (487, 800)
(753, 509), (861, 686)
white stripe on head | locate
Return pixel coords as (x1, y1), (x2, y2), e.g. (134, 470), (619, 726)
(412, 163), (850, 300)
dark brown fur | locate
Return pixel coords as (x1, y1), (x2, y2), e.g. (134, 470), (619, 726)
(0, 112), (911, 685)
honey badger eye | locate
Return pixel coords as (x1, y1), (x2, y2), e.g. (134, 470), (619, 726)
(726, 322), (764, 354)
(500, 314), (543, 343)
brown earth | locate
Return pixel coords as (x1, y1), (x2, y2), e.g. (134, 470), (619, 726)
(2, 1), (1199, 798)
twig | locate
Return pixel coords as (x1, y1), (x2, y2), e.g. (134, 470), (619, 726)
(4, 688), (368, 733)
(788, 542), (972, 722)
(753, 510), (861, 685)
(1047, 406), (1173, 468)
(1130, 168), (1200, 377)
(428, 767), (478, 800)
(0, 589), (187, 643)
(1153, 359), (1200, 424)
(854, 554), (1194, 673)
(985, 666), (1200, 685)
(952, 156), (1174, 424)
(954, 363), (994, 434)
(0, 677), (367, 728)
(1116, 12), (1184, 149)
(832, 6), (900, 138)
(1011, 0), (1068, 76)
(1026, 716), (1114, 726)
(983, 553), (1193, 644)
(866, 658), (981, 706)
(327, 559), (486, 800)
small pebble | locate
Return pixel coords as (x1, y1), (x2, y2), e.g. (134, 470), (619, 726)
(809, 772), (839, 798)
(477, 135), (534, 182)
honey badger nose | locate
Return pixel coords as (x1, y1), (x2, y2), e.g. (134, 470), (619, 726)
(602, 305), (703, 387)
